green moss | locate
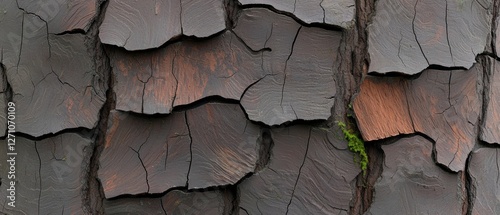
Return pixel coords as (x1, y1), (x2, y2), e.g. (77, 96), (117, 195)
(337, 121), (368, 175)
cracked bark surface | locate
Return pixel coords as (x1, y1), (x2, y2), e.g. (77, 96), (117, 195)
(239, 125), (359, 215)
(287, 128), (359, 214)
(0, 133), (91, 214)
(353, 76), (414, 140)
(109, 7), (340, 124)
(237, 8), (340, 125)
(99, 110), (191, 198)
(366, 135), (465, 214)
(185, 103), (261, 189)
(368, 0), (492, 75)
(16, 0), (98, 34)
(468, 147), (500, 215)
(0, 0), (107, 137)
(481, 57), (500, 145)
(1, 0), (500, 214)
(108, 31), (264, 114)
(238, 0), (355, 28)
(103, 190), (226, 214)
(354, 64), (482, 172)
(99, 103), (260, 198)
(99, 0), (225, 51)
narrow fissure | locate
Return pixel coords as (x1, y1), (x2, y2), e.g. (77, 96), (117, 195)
(320, 0), (326, 23)
(35, 141), (42, 215)
(280, 26), (302, 107)
(170, 49), (179, 110)
(397, 32), (407, 67)
(444, 0), (455, 66)
(129, 131), (152, 193)
(285, 127), (311, 215)
(15, 2), (52, 59)
(16, 13), (24, 74)
(412, 0), (430, 66)
(261, 24), (274, 75)
(179, 0), (183, 34)
(293, 0), (297, 14)
(160, 198), (168, 215)
(462, 153), (475, 215)
(184, 111), (194, 188)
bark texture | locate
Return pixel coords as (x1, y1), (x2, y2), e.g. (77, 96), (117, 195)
(0, 0), (499, 214)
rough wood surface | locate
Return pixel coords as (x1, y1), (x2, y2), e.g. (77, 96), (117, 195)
(238, 0), (355, 28)
(104, 190), (226, 214)
(110, 8), (341, 125)
(353, 76), (414, 140)
(107, 47), (178, 114)
(0, 4), (107, 137)
(481, 57), (500, 145)
(238, 125), (311, 215)
(409, 67), (482, 172)
(238, 8), (340, 125)
(185, 103), (261, 189)
(0, 133), (91, 214)
(99, 110), (191, 198)
(468, 148), (500, 215)
(239, 126), (359, 214)
(159, 190), (226, 214)
(100, 103), (260, 197)
(99, 0), (225, 50)
(17, 0), (97, 33)
(109, 31), (264, 114)
(366, 135), (464, 214)
(181, 0), (226, 37)
(171, 32), (262, 107)
(2, 1), (500, 214)
(287, 128), (359, 214)
(368, 0), (492, 75)
(99, 0), (182, 51)
(354, 65), (482, 172)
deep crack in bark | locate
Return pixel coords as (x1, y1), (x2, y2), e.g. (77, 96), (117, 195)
(81, 1), (112, 214)
(184, 111), (194, 188)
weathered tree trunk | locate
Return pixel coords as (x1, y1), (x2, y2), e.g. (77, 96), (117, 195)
(0, 0), (499, 214)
